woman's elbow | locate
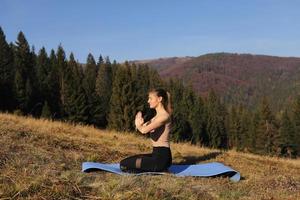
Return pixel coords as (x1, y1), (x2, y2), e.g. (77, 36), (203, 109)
(139, 128), (148, 134)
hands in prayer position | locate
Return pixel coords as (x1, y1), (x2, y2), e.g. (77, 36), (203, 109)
(135, 111), (144, 128)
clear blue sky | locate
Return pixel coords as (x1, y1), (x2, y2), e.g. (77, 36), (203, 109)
(1, 0), (300, 62)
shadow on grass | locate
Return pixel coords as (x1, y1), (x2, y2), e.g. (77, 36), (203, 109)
(174, 151), (223, 165)
(172, 151), (244, 181)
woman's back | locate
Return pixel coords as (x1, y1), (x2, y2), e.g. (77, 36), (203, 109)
(150, 114), (171, 147)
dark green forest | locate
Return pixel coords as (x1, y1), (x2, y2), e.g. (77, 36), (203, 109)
(0, 27), (299, 158)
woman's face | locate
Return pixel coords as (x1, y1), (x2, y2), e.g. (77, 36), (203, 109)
(148, 92), (162, 109)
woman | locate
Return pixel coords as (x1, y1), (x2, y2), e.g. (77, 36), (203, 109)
(120, 88), (172, 173)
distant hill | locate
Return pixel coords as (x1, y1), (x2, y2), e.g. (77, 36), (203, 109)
(132, 53), (300, 110)
(0, 113), (299, 199)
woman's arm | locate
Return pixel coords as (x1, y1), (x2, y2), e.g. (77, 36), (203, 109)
(135, 113), (169, 134)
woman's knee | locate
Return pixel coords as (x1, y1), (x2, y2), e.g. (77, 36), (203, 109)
(120, 158), (129, 171)
(120, 156), (137, 170)
(120, 156), (128, 167)
(120, 157), (129, 168)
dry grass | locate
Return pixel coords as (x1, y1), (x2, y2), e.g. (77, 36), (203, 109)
(0, 112), (299, 200)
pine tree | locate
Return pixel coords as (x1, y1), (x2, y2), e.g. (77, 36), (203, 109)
(136, 64), (150, 113)
(36, 47), (49, 89)
(14, 70), (25, 114)
(41, 101), (52, 119)
(108, 63), (137, 131)
(36, 47), (51, 112)
(28, 45), (39, 115)
(239, 107), (252, 152)
(95, 55), (113, 127)
(205, 90), (228, 149)
(277, 110), (296, 157)
(122, 63), (139, 131)
(82, 53), (98, 124)
(148, 67), (163, 89)
(108, 65), (126, 130)
(83, 53), (97, 96)
(63, 53), (89, 123)
(248, 110), (259, 152)
(128, 62), (140, 119)
(291, 95), (300, 156)
(111, 60), (118, 84)
(68, 86), (89, 123)
(229, 105), (251, 151)
(25, 78), (34, 113)
(166, 78), (192, 142)
(255, 97), (278, 155)
(14, 31), (35, 114)
(48, 49), (61, 118)
(56, 45), (68, 117)
(184, 87), (205, 145)
(0, 27), (14, 110)
(228, 106), (240, 149)
(0, 27), (15, 111)
(97, 55), (104, 73)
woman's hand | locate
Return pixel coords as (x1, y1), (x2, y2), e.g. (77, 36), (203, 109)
(135, 111), (144, 127)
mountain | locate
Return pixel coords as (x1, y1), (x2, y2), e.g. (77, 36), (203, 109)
(132, 53), (300, 111)
(0, 113), (299, 199)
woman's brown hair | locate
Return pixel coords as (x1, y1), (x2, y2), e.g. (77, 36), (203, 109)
(150, 88), (172, 114)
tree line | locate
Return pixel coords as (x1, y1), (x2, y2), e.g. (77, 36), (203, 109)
(0, 27), (299, 158)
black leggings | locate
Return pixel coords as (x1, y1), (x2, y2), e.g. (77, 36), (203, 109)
(120, 147), (172, 173)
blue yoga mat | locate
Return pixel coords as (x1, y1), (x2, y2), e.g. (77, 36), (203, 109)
(82, 162), (240, 182)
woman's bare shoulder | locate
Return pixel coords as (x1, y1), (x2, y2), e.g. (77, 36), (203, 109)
(155, 112), (170, 123)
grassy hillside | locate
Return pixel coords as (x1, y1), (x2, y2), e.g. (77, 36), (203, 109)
(0, 113), (299, 200)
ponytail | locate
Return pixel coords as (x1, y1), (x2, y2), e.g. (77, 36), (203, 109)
(166, 91), (172, 115)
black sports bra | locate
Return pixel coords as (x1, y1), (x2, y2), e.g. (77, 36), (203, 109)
(150, 124), (165, 141)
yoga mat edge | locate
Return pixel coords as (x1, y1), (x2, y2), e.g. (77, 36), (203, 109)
(82, 162), (241, 182)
